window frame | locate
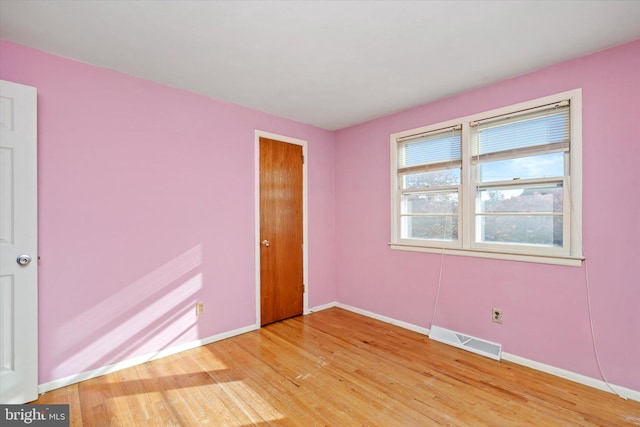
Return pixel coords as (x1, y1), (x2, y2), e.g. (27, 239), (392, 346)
(390, 89), (583, 266)
(397, 125), (462, 248)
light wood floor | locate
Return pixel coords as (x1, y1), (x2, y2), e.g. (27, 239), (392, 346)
(34, 308), (640, 426)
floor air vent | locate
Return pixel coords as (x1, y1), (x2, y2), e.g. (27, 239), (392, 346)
(429, 325), (502, 360)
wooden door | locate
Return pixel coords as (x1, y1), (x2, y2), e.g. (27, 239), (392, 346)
(0, 80), (38, 404)
(259, 137), (303, 326)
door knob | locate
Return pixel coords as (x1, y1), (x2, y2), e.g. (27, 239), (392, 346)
(17, 254), (32, 266)
(261, 240), (270, 247)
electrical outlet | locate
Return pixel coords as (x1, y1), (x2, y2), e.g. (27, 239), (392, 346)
(196, 302), (204, 315)
(492, 308), (503, 324)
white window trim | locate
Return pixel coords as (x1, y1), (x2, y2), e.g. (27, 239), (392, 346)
(390, 89), (583, 267)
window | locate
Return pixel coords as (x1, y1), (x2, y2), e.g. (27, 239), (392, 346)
(397, 126), (461, 242)
(390, 90), (582, 266)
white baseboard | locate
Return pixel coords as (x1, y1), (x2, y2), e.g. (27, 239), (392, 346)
(38, 323), (258, 394)
(334, 302), (431, 336)
(315, 302), (640, 403)
(307, 301), (338, 313)
(502, 352), (640, 402)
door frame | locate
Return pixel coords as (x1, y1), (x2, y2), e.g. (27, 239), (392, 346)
(254, 130), (308, 328)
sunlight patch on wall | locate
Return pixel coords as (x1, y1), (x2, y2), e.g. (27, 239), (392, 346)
(52, 245), (203, 378)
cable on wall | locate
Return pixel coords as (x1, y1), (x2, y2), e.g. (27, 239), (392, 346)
(568, 184), (627, 399)
(429, 245), (446, 329)
(581, 249), (627, 399)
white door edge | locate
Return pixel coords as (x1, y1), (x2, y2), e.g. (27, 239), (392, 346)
(0, 79), (38, 404)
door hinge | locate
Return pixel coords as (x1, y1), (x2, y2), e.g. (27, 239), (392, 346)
(302, 154), (304, 164)
(303, 283), (306, 293)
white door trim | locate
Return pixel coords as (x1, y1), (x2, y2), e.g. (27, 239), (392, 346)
(254, 130), (309, 328)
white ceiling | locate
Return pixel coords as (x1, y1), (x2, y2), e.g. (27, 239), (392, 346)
(1, 1), (640, 130)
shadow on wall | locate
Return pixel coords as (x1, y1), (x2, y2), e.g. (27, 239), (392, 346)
(51, 245), (204, 379)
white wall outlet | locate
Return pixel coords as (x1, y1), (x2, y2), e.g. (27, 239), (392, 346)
(492, 308), (503, 324)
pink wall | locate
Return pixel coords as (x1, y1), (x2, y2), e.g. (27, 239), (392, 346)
(335, 39), (640, 391)
(0, 41), (336, 384)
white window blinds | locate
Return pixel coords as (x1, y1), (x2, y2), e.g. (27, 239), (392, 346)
(471, 102), (570, 161)
(398, 126), (462, 174)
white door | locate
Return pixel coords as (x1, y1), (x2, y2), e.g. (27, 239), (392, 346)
(0, 80), (38, 404)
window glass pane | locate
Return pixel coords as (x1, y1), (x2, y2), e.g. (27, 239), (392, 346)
(402, 192), (458, 214)
(477, 215), (562, 247)
(478, 152), (564, 183)
(399, 128), (461, 168)
(402, 168), (460, 189)
(479, 185), (563, 214)
(402, 216), (458, 241)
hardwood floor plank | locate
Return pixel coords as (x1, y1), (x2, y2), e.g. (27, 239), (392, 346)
(202, 340), (322, 426)
(231, 328), (400, 426)
(184, 344), (265, 426)
(29, 308), (640, 426)
(37, 383), (83, 427)
(262, 320), (460, 425)
(176, 349), (254, 426)
(78, 371), (126, 426)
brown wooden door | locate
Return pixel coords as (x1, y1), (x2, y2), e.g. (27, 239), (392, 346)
(259, 137), (304, 326)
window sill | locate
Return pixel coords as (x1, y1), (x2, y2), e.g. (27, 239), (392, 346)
(389, 243), (584, 267)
